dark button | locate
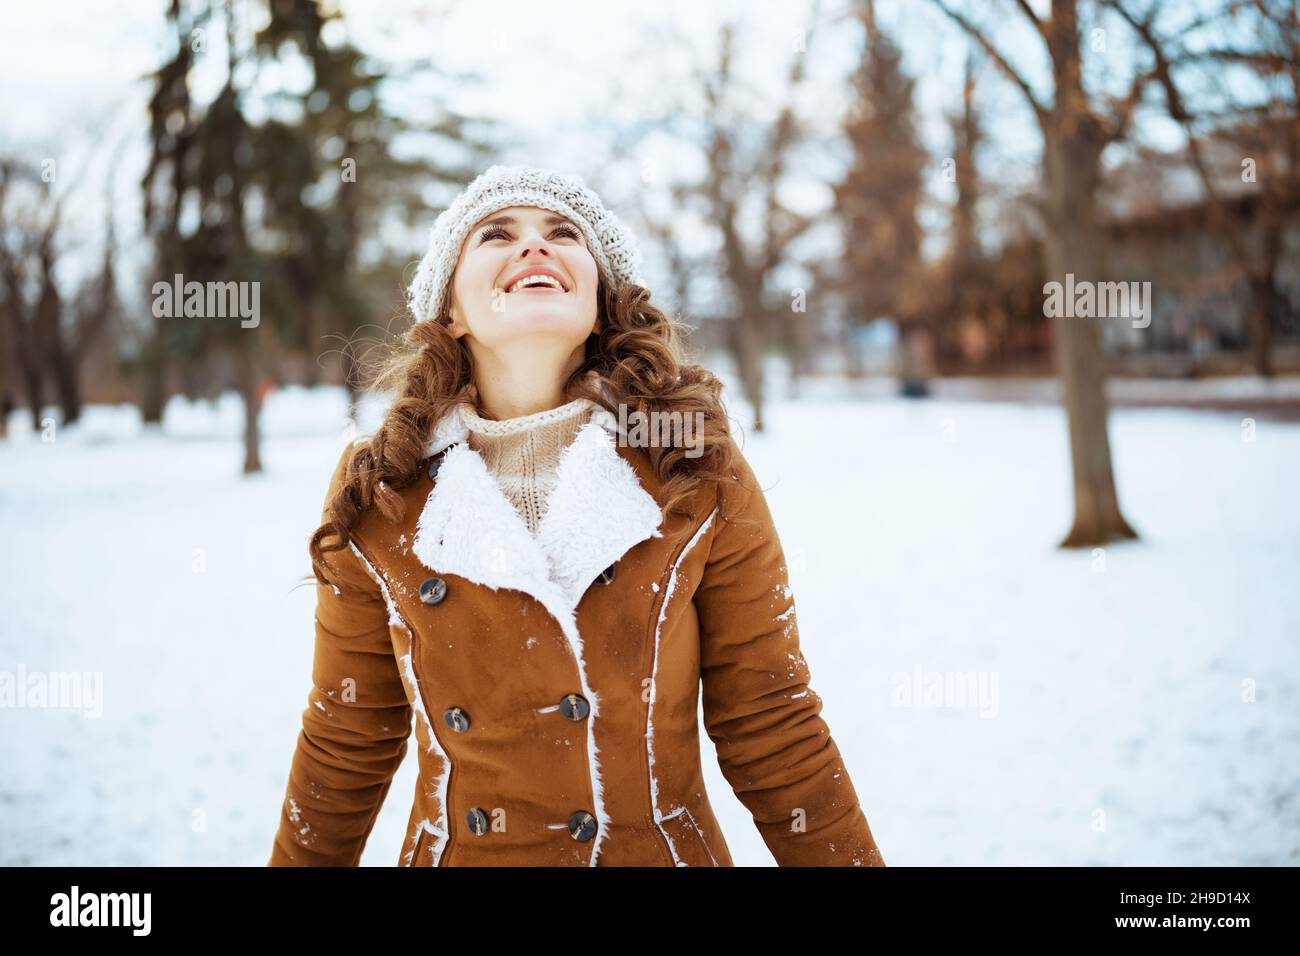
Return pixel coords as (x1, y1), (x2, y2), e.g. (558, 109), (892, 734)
(419, 577), (447, 605)
(443, 706), (470, 732)
(558, 693), (590, 721)
(568, 810), (598, 841)
(596, 563), (616, 585)
(466, 807), (489, 835)
(428, 445), (457, 480)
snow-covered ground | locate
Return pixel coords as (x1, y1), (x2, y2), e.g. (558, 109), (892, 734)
(2, 383), (1297, 865)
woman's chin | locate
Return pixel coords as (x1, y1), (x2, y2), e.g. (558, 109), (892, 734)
(498, 309), (591, 338)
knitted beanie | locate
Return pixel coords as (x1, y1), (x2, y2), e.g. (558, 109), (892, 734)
(406, 164), (646, 326)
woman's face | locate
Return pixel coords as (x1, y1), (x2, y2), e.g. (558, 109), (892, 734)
(445, 205), (600, 354)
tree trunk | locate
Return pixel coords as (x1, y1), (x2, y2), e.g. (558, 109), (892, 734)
(1247, 276), (1275, 379)
(842, 319), (865, 380)
(238, 345), (263, 475)
(731, 310), (765, 433)
(36, 255), (80, 426)
(1043, 131), (1138, 548)
(779, 304), (812, 398)
(141, 317), (167, 424)
(23, 371), (42, 431)
(48, 327), (81, 426)
(12, 336), (44, 431)
(301, 296), (321, 387)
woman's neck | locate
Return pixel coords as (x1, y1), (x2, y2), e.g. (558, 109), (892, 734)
(470, 348), (586, 420)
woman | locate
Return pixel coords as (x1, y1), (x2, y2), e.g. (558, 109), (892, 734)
(268, 165), (885, 867)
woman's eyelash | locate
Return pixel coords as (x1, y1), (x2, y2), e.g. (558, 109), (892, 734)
(479, 224), (581, 243)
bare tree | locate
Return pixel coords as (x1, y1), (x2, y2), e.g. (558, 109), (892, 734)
(0, 162), (45, 431)
(1111, 0), (1300, 378)
(32, 208), (78, 424)
(0, 154), (115, 431)
(631, 183), (700, 326)
(72, 195), (124, 405)
(930, 0), (1145, 546)
(700, 17), (820, 430)
(948, 55), (984, 323)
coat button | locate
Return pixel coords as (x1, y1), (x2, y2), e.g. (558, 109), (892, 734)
(419, 577), (447, 605)
(443, 706), (470, 732)
(558, 693), (590, 721)
(596, 563), (616, 585)
(568, 810), (598, 841)
(428, 443), (458, 480)
(466, 808), (489, 835)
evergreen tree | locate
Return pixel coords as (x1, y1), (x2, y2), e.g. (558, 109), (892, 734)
(833, 0), (926, 327)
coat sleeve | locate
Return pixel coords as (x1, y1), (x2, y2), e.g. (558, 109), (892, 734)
(268, 449), (413, 866)
(694, 444), (885, 867)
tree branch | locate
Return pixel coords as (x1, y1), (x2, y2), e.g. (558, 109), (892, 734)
(1014, 0), (1047, 37)
(1108, 0), (1255, 270)
(929, 0), (1047, 120)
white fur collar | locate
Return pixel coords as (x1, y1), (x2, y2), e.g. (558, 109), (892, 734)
(414, 399), (661, 616)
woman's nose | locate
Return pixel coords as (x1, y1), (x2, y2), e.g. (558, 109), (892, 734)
(517, 235), (553, 259)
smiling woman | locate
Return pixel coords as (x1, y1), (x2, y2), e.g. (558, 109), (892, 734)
(267, 164), (886, 868)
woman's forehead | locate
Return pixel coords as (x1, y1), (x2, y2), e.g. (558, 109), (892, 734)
(469, 205), (577, 230)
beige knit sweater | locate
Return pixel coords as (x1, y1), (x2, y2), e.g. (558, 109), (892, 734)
(458, 396), (598, 535)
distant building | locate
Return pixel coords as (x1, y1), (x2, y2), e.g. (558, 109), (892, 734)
(1101, 189), (1300, 355)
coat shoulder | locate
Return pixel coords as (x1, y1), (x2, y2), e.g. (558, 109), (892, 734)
(323, 442), (360, 509)
(713, 432), (769, 526)
(615, 427), (768, 536)
(320, 441), (372, 536)
(321, 439), (427, 545)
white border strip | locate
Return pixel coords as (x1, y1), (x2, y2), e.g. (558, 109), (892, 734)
(348, 541), (452, 866)
(646, 508), (717, 865)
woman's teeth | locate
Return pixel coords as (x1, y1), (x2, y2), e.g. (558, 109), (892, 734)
(505, 274), (564, 294)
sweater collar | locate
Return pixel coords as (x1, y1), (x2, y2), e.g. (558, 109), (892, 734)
(424, 374), (618, 458)
(458, 395), (596, 440)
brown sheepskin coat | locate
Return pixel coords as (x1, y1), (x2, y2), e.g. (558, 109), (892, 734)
(269, 403), (885, 866)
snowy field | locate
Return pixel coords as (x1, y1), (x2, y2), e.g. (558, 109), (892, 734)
(2, 383), (1297, 865)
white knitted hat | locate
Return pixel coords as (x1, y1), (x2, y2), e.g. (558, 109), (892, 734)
(407, 164), (645, 326)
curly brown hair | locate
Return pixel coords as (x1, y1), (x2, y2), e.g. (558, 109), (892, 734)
(309, 280), (741, 587)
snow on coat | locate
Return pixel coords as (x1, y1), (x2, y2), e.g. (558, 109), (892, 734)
(268, 404), (885, 867)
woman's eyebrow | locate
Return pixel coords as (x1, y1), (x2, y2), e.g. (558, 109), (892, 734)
(476, 214), (576, 229)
